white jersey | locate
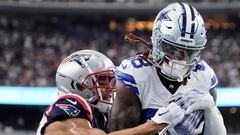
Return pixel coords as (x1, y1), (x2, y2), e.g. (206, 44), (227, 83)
(115, 56), (218, 135)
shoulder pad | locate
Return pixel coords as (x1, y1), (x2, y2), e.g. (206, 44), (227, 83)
(192, 60), (218, 90)
(118, 56), (151, 78)
(116, 56), (152, 95)
(37, 94), (94, 135)
(45, 94), (93, 125)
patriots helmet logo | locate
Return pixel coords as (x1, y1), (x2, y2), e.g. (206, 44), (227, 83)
(56, 104), (80, 117)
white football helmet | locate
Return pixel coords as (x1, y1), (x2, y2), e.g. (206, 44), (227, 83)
(150, 3), (207, 82)
(56, 50), (116, 113)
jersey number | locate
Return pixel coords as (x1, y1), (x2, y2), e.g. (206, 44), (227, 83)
(192, 63), (206, 72)
(131, 59), (150, 69)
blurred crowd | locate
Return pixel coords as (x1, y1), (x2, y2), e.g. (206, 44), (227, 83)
(2, 0), (239, 3)
(0, 15), (239, 87)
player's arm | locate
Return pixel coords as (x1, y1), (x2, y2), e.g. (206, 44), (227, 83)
(187, 62), (226, 135)
(199, 62), (226, 134)
(200, 88), (226, 135)
(44, 118), (106, 135)
(110, 102), (185, 135)
(209, 88), (217, 103)
(109, 121), (167, 135)
(44, 115), (168, 135)
(179, 88), (226, 135)
(45, 102), (184, 135)
(109, 84), (142, 131)
(45, 118), (167, 135)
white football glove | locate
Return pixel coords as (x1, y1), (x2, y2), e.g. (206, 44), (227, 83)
(170, 89), (226, 135)
(151, 102), (185, 127)
(169, 89), (214, 114)
(185, 93), (214, 115)
(174, 110), (203, 135)
(169, 89), (206, 135)
(183, 90), (226, 135)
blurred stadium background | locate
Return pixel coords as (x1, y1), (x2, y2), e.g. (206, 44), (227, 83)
(0, 0), (239, 134)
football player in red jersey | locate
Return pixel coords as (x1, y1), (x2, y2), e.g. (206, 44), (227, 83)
(36, 50), (185, 135)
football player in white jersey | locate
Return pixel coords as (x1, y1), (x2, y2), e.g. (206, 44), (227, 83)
(36, 49), (185, 135)
(109, 3), (226, 135)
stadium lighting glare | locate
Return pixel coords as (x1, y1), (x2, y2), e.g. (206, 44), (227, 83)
(0, 86), (58, 106)
(0, 86), (239, 107)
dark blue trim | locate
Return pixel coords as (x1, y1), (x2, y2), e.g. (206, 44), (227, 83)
(140, 108), (158, 123)
(127, 56), (137, 60)
(131, 59), (150, 69)
(115, 70), (136, 84)
(126, 85), (139, 95)
(115, 78), (125, 85)
(115, 78), (139, 95)
(192, 63), (206, 72)
(180, 3), (187, 37)
(189, 4), (195, 39)
(211, 75), (218, 87)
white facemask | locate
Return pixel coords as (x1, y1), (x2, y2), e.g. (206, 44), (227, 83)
(161, 60), (188, 82)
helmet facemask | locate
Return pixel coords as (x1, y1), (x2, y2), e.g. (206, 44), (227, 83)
(82, 70), (116, 112)
(150, 30), (203, 82)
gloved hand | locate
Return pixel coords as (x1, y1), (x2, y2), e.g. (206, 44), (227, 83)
(169, 89), (214, 113)
(169, 89), (206, 135)
(185, 93), (214, 115)
(170, 89), (226, 135)
(171, 89), (214, 114)
(174, 110), (203, 135)
(151, 102), (185, 127)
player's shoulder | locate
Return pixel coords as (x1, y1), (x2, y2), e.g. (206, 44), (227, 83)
(117, 56), (153, 79)
(192, 60), (216, 77)
(54, 93), (92, 112)
(191, 60), (218, 89)
(37, 94), (94, 135)
(45, 93), (93, 124)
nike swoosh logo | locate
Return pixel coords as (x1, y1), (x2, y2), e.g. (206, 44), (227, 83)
(66, 99), (77, 105)
(158, 110), (169, 116)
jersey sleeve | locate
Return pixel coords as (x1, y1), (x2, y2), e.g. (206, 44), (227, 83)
(193, 60), (218, 91)
(209, 70), (218, 89)
(115, 56), (151, 95)
(37, 94), (93, 135)
(202, 60), (218, 89)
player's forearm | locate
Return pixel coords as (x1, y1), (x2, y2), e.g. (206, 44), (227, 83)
(109, 85), (142, 131)
(203, 106), (226, 135)
(108, 120), (168, 135)
(109, 114), (140, 131)
(109, 105), (141, 131)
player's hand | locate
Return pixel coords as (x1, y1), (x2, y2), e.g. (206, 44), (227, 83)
(151, 102), (185, 127)
(169, 89), (214, 114)
(185, 92), (215, 114)
(174, 110), (203, 135)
